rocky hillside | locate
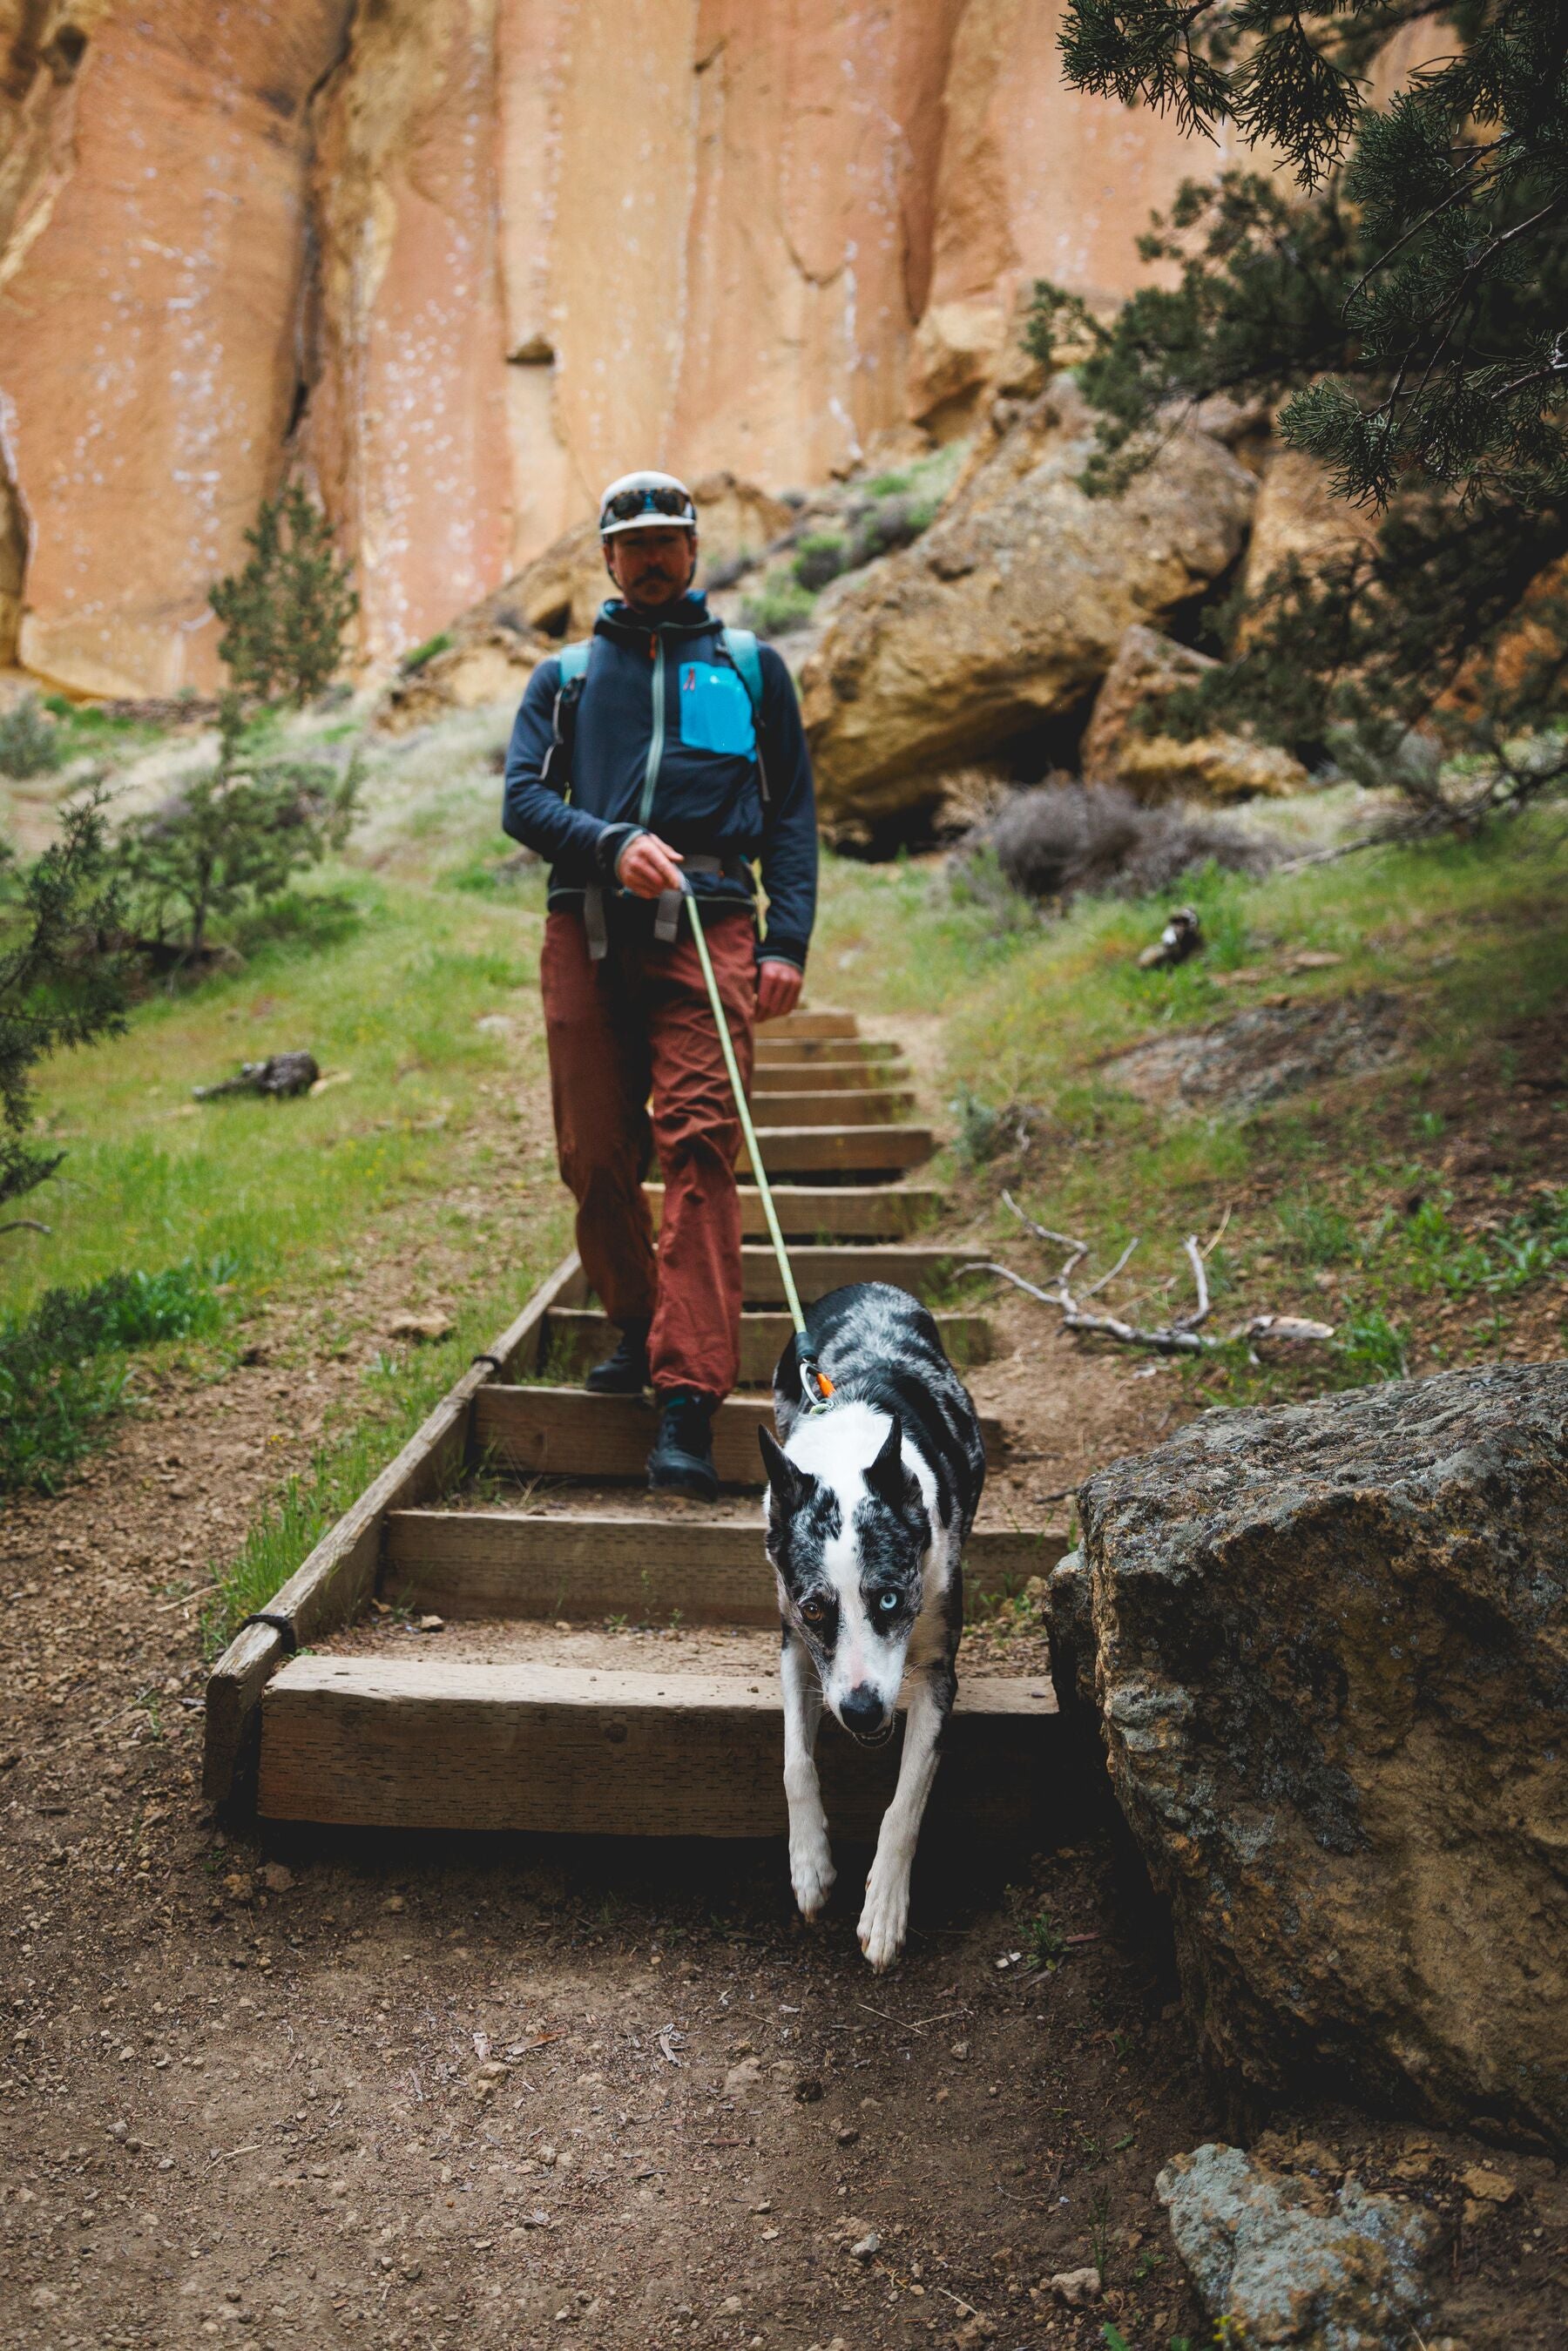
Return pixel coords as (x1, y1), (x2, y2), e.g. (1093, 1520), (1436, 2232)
(1, 0), (1254, 701)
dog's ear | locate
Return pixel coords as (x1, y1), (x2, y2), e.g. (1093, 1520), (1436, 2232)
(864, 1413), (914, 1512)
(760, 1425), (815, 1511)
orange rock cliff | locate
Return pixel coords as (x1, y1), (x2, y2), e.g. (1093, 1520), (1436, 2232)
(0, 0), (1249, 699)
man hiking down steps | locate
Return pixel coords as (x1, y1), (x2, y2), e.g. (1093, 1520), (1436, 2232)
(502, 470), (819, 1502)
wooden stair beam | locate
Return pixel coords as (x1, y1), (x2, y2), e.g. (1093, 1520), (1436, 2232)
(747, 1089), (916, 1128)
(256, 1657), (1058, 1839)
(737, 1242), (970, 1304)
(545, 1307), (992, 1386)
(471, 1386), (1005, 1485)
(202, 1248), (585, 1806)
(754, 1008), (858, 1038)
(752, 1059), (909, 1094)
(475, 1386), (774, 1483)
(754, 1037), (899, 1065)
(740, 1126), (936, 1177)
(382, 1513), (1067, 1625)
(648, 1183), (947, 1239)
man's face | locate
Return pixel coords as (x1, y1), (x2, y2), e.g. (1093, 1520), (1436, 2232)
(605, 526), (697, 611)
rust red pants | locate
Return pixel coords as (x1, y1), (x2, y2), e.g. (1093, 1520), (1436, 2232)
(540, 906), (757, 1409)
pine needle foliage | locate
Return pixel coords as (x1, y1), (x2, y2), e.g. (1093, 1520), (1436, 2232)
(0, 786), (129, 1211)
(1037, 0), (1568, 821)
(207, 481), (359, 708)
(121, 697), (361, 964)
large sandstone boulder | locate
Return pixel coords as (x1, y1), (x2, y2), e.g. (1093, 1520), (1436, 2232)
(1063, 1364), (1568, 2147)
(800, 386), (1256, 826)
(1242, 448), (1381, 612)
(1083, 624), (1308, 803)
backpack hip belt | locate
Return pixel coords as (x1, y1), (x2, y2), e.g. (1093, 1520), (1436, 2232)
(583, 854), (753, 961)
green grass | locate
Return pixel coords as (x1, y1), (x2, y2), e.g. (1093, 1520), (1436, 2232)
(2, 827), (570, 1630)
(1, 866), (549, 1317)
(814, 815), (1564, 1397)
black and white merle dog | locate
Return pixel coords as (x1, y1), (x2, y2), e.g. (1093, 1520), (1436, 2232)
(758, 1282), (985, 1969)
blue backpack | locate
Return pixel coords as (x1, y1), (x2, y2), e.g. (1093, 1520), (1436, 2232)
(551, 626), (769, 803)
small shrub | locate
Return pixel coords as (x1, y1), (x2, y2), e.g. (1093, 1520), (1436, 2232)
(740, 576), (817, 638)
(121, 699), (361, 963)
(0, 694), (65, 780)
(847, 491), (932, 567)
(792, 533), (848, 593)
(981, 780), (1276, 907)
(400, 631), (452, 674)
(0, 1256), (236, 1491)
(208, 482), (359, 707)
(0, 787), (129, 1211)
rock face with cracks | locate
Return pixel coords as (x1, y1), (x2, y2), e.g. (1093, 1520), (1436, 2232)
(800, 386), (1255, 827)
(1067, 1364), (1568, 2146)
(0, 0), (1251, 696)
(1157, 2142), (1439, 2348)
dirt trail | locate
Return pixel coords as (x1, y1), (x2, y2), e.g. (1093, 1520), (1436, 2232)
(3, 996), (1564, 2349)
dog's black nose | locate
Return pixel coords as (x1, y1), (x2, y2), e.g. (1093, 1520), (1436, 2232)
(839, 1685), (889, 1740)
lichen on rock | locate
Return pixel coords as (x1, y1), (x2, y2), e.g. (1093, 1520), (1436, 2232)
(1157, 2142), (1439, 2349)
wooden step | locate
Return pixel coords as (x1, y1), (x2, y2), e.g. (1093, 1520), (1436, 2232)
(738, 1241), (970, 1305)
(256, 1655), (1058, 1839)
(740, 1125), (936, 1177)
(544, 1307), (991, 1386)
(648, 1183), (946, 1239)
(753, 1058), (909, 1094)
(754, 1036), (898, 1066)
(382, 1511), (1067, 1625)
(755, 1008), (858, 1038)
(471, 1386), (1005, 1484)
(750, 1088), (916, 1128)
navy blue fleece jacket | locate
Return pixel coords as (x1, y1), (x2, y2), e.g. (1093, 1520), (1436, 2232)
(501, 594), (818, 971)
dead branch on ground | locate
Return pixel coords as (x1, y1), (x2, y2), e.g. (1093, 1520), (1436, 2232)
(956, 1192), (1334, 1358)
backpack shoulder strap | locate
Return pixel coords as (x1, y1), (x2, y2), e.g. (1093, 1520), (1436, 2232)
(557, 638), (592, 688)
(720, 626), (763, 712)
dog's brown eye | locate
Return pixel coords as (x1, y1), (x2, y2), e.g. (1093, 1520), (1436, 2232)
(800, 1598), (825, 1625)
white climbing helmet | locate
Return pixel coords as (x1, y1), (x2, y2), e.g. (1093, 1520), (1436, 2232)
(598, 470), (698, 537)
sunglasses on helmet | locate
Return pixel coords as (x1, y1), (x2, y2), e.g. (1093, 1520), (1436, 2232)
(601, 485), (695, 526)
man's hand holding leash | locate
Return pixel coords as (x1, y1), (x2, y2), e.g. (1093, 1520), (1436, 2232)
(617, 832), (802, 1020)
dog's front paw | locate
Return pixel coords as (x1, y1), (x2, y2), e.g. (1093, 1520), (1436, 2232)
(857, 1863), (910, 1971)
(790, 1827), (836, 1922)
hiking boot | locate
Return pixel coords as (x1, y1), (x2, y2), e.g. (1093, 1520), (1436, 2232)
(584, 1319), (650, 1395)
(647, 1391), (719, 1502)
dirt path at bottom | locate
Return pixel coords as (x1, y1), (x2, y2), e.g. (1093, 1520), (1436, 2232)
(5, 1010), (1565, 2348)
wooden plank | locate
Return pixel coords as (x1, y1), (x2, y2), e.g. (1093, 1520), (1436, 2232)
(754, 1037), (898, 1065)
(755, 1008), (858, 1038)
(647, 1183), (947, 1239)
(382, 1513), (1067, 1625)
(472, 1385), (1004, 1485)
(740, 1125), (936, 1176)
(747, 1088), (916, 1128)
(474, 1385), (775, 1484)
(257, 1657), (1058, 1840)
(738, 1241), (970, 1304)
(202, 1248), (585, 1805)
(545, 1307), (992, 1386)
(752, 1058), (909, 1093)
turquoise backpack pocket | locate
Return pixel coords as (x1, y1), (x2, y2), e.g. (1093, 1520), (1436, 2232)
(678, 661), (757, 758)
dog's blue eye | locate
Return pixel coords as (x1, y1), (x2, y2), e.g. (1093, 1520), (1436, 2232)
(877, 1591), (900, 1614)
